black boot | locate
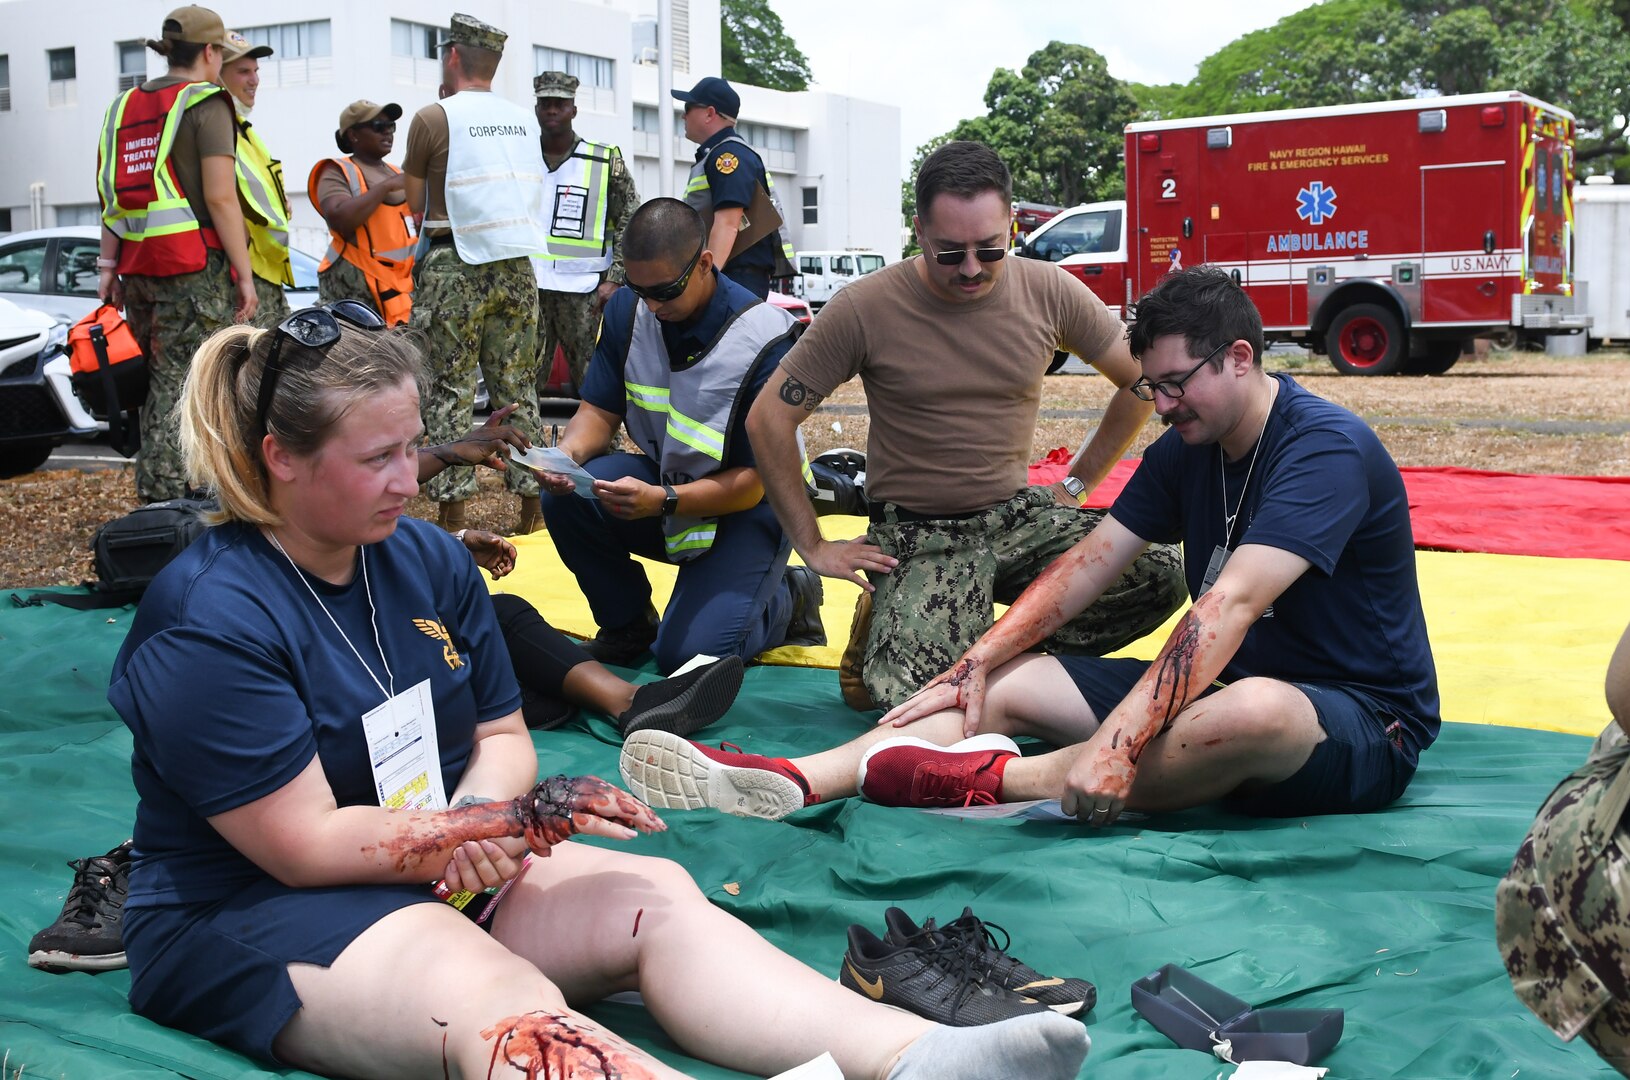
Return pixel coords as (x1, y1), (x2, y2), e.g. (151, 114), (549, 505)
(583, 603), (660, 666)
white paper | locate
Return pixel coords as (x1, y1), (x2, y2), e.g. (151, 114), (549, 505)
(1232, 1062), (1329, 1079)
(670, 653), (721, 677)
(361, 679), (448, 811)
(768, 1053), (843, 1080)
(509, 445), (599, 499)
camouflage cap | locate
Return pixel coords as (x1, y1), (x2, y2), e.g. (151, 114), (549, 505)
(439, 12), (507, 54)
(533, 71), (579, 100)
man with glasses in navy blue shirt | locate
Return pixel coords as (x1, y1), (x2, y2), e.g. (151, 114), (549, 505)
(533, 198), (823, 679)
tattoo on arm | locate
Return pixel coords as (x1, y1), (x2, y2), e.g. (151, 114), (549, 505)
(778, 376), (824, 412)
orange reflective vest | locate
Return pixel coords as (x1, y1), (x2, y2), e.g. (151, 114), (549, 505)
(307, 157), (417, 326)
(96, 81), (224, 278)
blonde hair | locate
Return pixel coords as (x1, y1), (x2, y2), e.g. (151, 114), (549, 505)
(180, 322), (424, 525)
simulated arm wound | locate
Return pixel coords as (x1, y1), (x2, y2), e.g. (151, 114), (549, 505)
(365, 775), (646, 872)
(1110, 591), (1224, 766)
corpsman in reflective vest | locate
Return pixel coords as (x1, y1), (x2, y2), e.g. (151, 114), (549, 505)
(402, 13), (550, 534)
(528, 198), (825, 675)
(95, 4), (255, 503)
(308, 100), (416, 325)
(217, 28), (293, 324)
(531, 70), (640, 398)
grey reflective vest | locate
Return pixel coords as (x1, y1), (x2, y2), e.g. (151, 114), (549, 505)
(622, 298), (796, 561)
(684, 134), (796, 277)
(531, 140), (616, 288)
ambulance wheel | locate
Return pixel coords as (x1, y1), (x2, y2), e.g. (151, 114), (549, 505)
(0, 439), (53, 478)
(1326, 304), (1406, 376)
(1405, 340), (1462, 376)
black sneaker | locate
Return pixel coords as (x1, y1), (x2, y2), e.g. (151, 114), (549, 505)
(519, 685), (578, 731)
(885, 906), (1096, 1016)
(28, 840), (133, 973)
(780, 566), (826, 647)
(837, 923), (1051, 1026)
(583, 604), (660, 666)
(618, 654), (745, 738)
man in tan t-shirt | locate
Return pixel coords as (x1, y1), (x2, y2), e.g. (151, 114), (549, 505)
(744, 140), (1185, 709)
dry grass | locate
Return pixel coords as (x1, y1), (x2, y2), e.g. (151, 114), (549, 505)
(4, 348), (1627, 590)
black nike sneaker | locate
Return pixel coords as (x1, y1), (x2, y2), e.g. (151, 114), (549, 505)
(837, 923), (1052, 1026)
(884, 906), (1097, 1016)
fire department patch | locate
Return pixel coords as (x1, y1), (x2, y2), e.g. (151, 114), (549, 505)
(714, 152), (740, 175)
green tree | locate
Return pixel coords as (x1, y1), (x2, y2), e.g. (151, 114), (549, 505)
(720, 0), (811, 93)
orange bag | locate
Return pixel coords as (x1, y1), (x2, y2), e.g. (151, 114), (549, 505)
(68, 304), (146, 456)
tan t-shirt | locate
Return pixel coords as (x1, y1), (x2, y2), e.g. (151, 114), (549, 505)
(780, 256), (1123, 516)
(135, 76), (235, 229)
(402, 101), (451, 238)
(314, 158), (407, 210)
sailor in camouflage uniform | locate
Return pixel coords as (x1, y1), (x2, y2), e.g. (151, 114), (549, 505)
(1498, 616), (1630, 1076)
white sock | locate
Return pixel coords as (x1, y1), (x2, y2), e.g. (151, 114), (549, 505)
(887, 1012), (1090, 1080)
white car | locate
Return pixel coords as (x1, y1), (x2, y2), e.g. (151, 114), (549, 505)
(0, 226), (321, 325)
(0, 295), (98, 477)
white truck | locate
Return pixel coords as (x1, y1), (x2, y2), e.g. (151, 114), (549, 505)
(793, 250), (887, 310)
(1574, 177), (1630, 347)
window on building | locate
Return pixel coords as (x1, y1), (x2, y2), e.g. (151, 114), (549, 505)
(0, 208), (12, 233)
(239, 20), (332, 87)
(534, 47), (614, 112)
(632, 19), (658, 65)
(47, 46), (76, 107)
(55, 204), (101, 228)
(117, 41), (146, 92)
(0, 55), (10, 112)
(737, 122), (797, 169)
(801, 186), (818, 226)
(390, 19), (442, 86)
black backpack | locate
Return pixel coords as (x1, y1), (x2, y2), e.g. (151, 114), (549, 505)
(12, 497), (213, 610)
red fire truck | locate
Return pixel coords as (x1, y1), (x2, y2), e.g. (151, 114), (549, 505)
(1016, 91), (1589, 375)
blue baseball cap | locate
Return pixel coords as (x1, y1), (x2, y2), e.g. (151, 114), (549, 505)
(672, 76), (740, 118)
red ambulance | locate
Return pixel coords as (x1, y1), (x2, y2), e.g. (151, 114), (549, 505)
(1016, 91), (1589, 375)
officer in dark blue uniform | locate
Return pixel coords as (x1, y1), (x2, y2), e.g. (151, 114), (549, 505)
(673, 76), (791, 300)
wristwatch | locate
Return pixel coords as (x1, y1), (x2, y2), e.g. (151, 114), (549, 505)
(1061, 476), (1087, 504)
(660, 484), (679, 516)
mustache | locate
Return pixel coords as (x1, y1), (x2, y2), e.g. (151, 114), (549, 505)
(950, 271), (989, 286)
(1162, 410), (1197, 427)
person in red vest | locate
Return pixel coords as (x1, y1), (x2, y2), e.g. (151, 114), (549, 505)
(95, 4), (255, 503)
(308, 100), (417, 326)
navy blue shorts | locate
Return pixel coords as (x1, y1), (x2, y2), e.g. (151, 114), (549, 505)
(126, 879), (447, 1064)
(1053, 655), (1420, 816)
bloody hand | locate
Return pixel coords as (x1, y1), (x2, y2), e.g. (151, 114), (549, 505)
(513, 775), (665, 850)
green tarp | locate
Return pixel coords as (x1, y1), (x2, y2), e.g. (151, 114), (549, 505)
(0, 597), (1616, 1078)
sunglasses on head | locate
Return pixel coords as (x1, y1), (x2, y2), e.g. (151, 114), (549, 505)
(926, 240), (1007, 267)
(627, 240), (704, 303)
(255, 301), (388, 433)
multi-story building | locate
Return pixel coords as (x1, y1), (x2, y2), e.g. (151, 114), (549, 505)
(0, 0), (902, 259)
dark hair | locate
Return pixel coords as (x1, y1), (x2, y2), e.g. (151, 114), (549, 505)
(914, 141), (1012, 222)
(335, 129), (355, 154)
(449, 43), (500, 80)
(623, 197), (706, 266)
(147, 38), (206, 67)
(1127, 266), (1265, 367)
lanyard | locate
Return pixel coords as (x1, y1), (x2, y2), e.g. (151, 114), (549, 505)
(267, 531), (396, 702)
(1219, 380), (1278, 550)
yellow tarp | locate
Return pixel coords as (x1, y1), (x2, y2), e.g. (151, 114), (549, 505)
(496, 519), (1626, 738)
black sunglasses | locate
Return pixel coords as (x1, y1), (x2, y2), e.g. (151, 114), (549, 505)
(357, 118), (396, 134)
(256, 301), (388, 433)
(627, 240), (704, 302)
(1128, 341), (1229, 402)
(926, 240), (1007, 267)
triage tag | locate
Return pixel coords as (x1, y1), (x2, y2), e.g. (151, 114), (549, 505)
(361, 678), (447, 812)
(551, 185), (589, 239)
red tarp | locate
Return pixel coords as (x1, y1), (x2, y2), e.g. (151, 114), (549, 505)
(1028, 449), (1630, 561)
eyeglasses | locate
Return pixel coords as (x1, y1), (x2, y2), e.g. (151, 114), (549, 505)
(357, 119), (396, 134)
(256, 301), (387, 433)
(925, 240), (1007, 267)
(627, 240), (704, 303)
(1128, 341), (1229, 401)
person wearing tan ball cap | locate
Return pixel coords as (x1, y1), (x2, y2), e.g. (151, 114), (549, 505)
(94, 4), (255, 503)
(218, 28), (294, 324)
(307, 99), (416, 325)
